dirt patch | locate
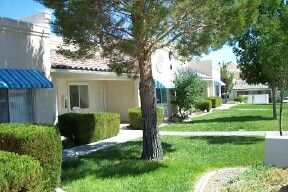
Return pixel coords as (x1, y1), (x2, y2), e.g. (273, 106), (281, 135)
(196, 167), (247, 192)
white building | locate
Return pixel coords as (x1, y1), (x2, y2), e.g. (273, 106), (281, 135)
(0, 13), (56, 123)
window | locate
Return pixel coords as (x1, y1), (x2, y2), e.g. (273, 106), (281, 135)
(0, 89), (9, 123)
(156, 88), (167, 103)
(9, 89), (33, 122)
(0, 89), (33, 123)
(69, 85), (89, 109)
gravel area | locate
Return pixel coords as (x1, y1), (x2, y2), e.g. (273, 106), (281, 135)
(195, 167), (247, 192)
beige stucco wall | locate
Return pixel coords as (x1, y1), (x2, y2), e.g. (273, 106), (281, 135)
(52, 71), (139, 122)
(54, 78), (105, 115)
(189, 60), (213, 76)
(105, 81), (137, 122)
(0, 13), (51, 76)
(33, 88), (57, 123)
(205, 80), (214, 97)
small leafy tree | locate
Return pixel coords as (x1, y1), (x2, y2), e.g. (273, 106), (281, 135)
(220, 62), (235, 103)
(233, 23), (278, 119)
(234, 0), (288, 135)
(257, 0), (288, 135)
(173, 68), (206, 118)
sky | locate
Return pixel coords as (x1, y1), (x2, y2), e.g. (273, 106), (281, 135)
(0, 0), (237, 65)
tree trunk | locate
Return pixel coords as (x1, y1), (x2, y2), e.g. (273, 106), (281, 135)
(279, 90), (284, 136)
(271, 84), (277, 119)
(138, 50), (163, 160)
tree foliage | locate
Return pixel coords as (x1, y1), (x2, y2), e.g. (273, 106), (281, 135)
(258, 0), (288, 135)
(233, 0), (288, 133)
(220, 62), (234, 102)
(35, 0), (260, 160)
(173, 69), (206, 118)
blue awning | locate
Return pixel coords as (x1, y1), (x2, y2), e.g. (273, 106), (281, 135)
(155, 80), (175, 89)
(0, 69), (53, 89)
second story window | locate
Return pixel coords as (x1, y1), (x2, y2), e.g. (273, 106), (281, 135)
(69, 85), (89, 109)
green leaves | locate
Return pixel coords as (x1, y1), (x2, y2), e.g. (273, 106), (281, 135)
(35, 0), (260, 66)
(220, 62), (234, 94)
(233, 0), (288, 134)
(173, 68), (206, 117)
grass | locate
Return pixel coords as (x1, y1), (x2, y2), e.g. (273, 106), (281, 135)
(162, 104), (288, 131)
(222, 165), (288, 192)
(61, 136), (264, 192)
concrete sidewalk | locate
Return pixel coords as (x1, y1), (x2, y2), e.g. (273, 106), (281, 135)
(62, 124), (142, 161)
(160, 131), (265, 137)
(216, 103), (237, 110)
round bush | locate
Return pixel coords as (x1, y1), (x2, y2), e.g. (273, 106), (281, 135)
(0, 150), (43, 192)
(0, 124), (62, 191)
(195, 100), (212, 112)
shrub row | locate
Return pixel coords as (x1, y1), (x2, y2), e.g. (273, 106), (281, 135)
(0, 151), (43, 192)
(128, 107), (164, 130)
(0, 124), (62, 191)
(195, 100), (212, 112)
(206, 96), (222, 108)
(58, 112), (120, 145)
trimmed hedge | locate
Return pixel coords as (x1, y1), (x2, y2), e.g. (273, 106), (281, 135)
(206, 96), (222, 108)
(0, 124), (62, 192)
(0, 151), (43, 192)
(128, 107), (164, 130)
(195, 100), (212, 112)
(58, 112), (120, 145)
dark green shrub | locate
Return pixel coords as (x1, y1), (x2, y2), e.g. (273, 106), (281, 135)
(206, 96), (222, 108)
(58, 112), (120, 145)
(236, 95), (248, 103)
(0, 151), (43, 192)
(0, 124), (62, 191)
(128, 107), (164, 130)
(195, 100), (212, 112)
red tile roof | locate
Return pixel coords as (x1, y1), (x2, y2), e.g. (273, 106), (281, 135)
(50, 50), (111, 72)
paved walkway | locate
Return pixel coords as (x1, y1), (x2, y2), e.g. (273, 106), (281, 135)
(62, 124), (141, 161)
(215, 103), (237, 110)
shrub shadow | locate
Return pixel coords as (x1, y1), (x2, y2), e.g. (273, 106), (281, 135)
(188, 136), (263, 145)
(184, 116), (273, 124)
(61, 141), (175, 182)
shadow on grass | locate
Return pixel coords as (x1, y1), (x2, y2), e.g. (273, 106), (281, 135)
(62, 141), (175, 182)
(185, 116), (273, 124)
(188, 136), (263, 145)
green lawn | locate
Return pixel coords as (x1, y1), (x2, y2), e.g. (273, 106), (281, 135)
(162, 104), (288, 131)
(61, 136), (263, 192)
